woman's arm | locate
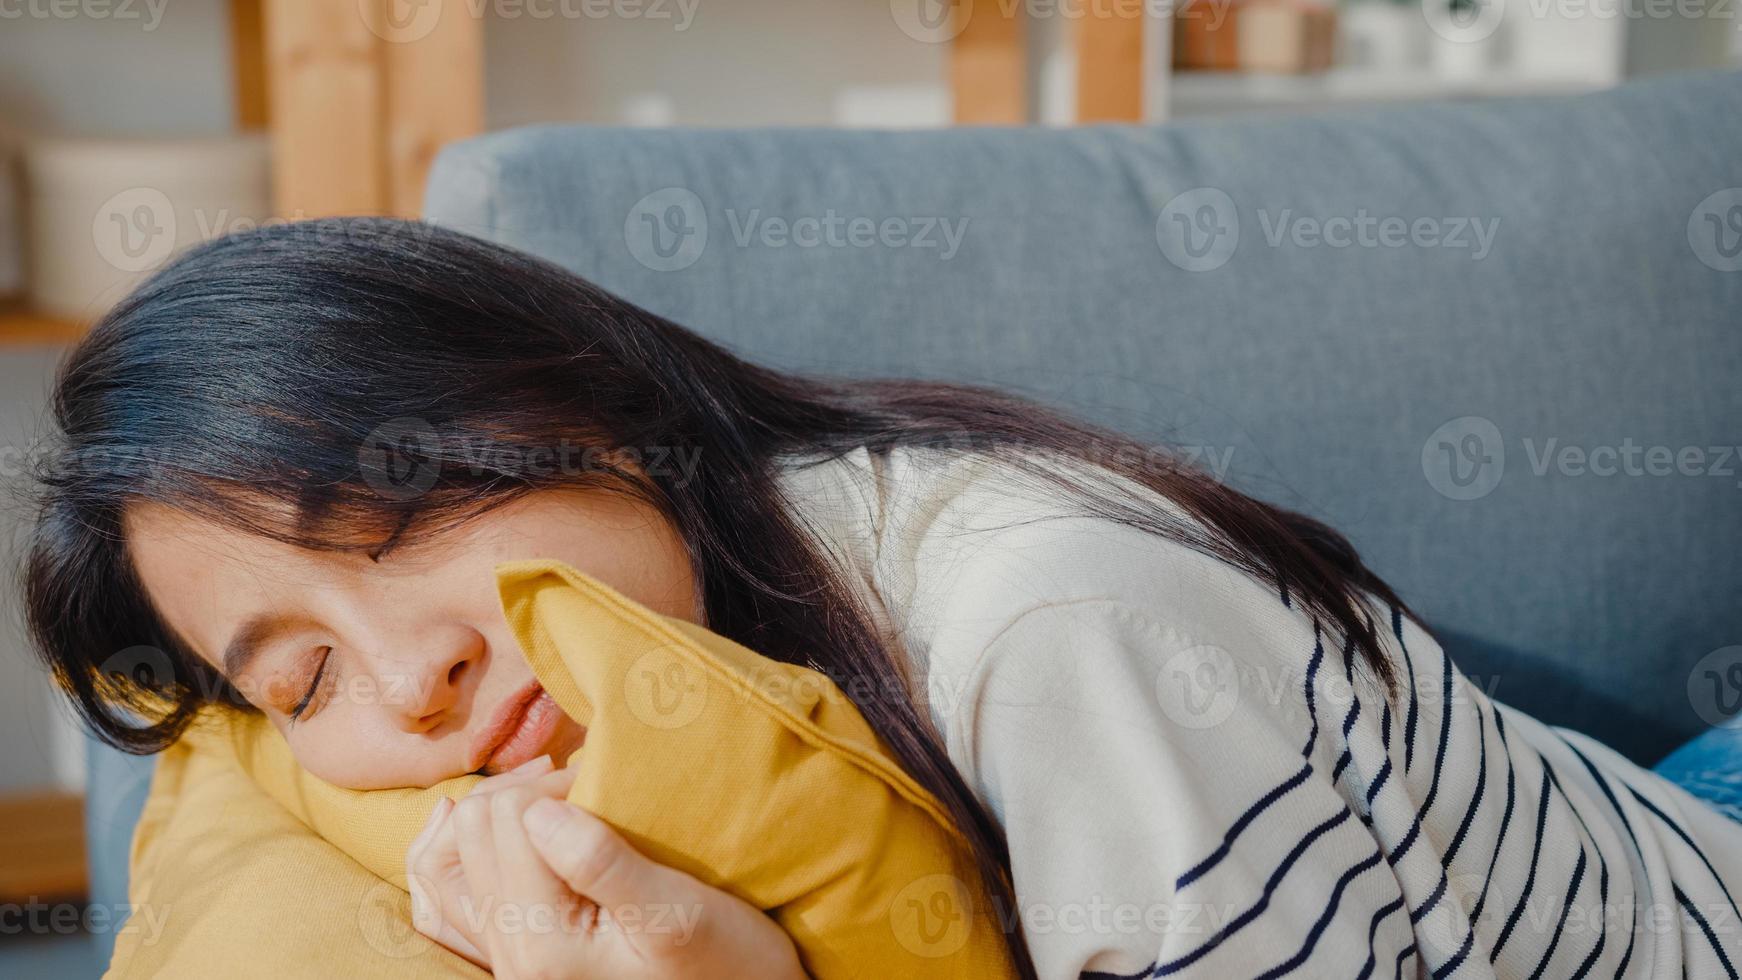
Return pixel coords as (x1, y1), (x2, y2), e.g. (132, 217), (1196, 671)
(948, 598), (1414, 979)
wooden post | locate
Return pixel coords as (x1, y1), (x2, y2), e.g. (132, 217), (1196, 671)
(382, 0), (485, 217)
(1076, 5), (1147, 122)
(952, 0), (1027, 124)
(263, 0), (386, 217)
(261, 0), (483, 219)
(230, 0), (269, 130)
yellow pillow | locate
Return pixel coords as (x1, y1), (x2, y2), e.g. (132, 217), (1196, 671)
(108, 559), (1016, 979)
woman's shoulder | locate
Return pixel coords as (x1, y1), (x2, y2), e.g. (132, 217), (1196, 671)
(779, 445), (1320, 693)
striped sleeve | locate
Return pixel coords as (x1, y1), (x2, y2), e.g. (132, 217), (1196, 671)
(944, 598), (1417, 980)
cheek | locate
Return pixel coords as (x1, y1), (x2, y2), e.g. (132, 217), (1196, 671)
(540, 514), (698, 621)
(274, 709), (458, 791)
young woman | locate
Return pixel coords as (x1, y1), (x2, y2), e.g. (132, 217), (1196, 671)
(26, 218), (1742, 979)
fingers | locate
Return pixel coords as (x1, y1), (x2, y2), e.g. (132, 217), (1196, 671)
(521, 797), (664, 911)
(405, 755), (557, 963)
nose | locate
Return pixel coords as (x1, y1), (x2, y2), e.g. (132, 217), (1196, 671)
(373, 627), (486, 733)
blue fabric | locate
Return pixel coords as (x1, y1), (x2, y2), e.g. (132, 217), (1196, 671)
(1656, 723), (1742, 824)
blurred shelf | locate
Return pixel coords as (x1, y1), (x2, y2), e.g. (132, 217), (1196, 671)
(0, 791), (88, 904)
(0, 301), (86, 347)
(1169, 67), (1613, 116)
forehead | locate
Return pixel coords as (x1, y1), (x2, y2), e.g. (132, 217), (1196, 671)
(122, 503), (340, 657)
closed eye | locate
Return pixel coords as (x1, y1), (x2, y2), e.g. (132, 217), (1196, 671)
(290, 647), (333, 721)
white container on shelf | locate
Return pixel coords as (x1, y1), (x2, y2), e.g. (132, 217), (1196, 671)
(1339, 1), (1429, 71)
(22, 135), (271, 322)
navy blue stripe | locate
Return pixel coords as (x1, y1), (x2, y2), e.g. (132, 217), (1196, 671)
(1365, 703), (1394, 814)
(1354, 894), (1408, 980)
(1525, 846), (1587, 980)
(1419, 645), (1456, 819)
(1490, 768), (1554, 962)
(1410, 874), (1448, 924)
(1393, 605), (1420, 774)
(1568, 861), (1609, 980)
(1442, 699), (1488, 867)
(1623, 782), (1742, 928)
(1536, 754), (1610, 973)
(1675, 882), (1739, 980)
(1467, 711), (1518, 928)
(1252, 848), (1387, 980)
(1155, 809), (1355, 975)
(1432, 931), (1475, 980)
(1175, 624), (1328, 892)
(1556, 737), (1641, 980)
(1394, 942), (1418, 980)
(1299, 624), (1324, 758)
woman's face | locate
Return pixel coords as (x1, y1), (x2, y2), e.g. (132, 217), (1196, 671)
(125, 489), (702, 790)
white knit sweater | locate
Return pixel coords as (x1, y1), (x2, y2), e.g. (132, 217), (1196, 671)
(778, 446), (1742, 980)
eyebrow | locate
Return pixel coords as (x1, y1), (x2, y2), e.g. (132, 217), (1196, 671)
(221, 614), (301, 682)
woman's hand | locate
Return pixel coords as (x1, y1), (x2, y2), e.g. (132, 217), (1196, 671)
(405, 756), (808, 980)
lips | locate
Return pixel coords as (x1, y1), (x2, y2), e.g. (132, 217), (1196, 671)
(469, 681), (564, 774)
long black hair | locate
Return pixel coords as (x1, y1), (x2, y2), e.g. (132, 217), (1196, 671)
(25, 218), (1421, 979)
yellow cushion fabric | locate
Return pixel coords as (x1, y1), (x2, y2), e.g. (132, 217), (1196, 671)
(108, 559), (1015, 979)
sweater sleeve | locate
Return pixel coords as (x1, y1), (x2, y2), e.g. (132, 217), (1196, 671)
(946, 598), (1417, 980)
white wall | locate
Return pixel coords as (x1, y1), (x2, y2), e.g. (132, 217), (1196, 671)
(482, 0), (947, 128)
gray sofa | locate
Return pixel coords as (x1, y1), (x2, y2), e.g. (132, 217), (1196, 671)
(83, 69), (1742, 967)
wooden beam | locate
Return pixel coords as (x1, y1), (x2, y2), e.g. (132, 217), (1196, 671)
(230, 0), (269, 130)
(263, 0), (386, 218)
(382, 0), (485, 217)
(952, 0), (1027, 124)
(0, 792), (86, 904)
(1076, 6), (1147, 122)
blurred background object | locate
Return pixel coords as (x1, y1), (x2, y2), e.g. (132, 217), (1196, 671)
(0, 1), (1737, 975)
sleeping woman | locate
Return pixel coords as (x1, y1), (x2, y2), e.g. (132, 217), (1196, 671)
(24, 218), (1742, 979)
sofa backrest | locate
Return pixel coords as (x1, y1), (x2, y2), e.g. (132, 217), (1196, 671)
(426, 72), (1742, 763)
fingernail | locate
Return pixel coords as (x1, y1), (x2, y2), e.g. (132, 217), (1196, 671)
(512, 754), (554, 775)
(523, 797), (567, 841)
